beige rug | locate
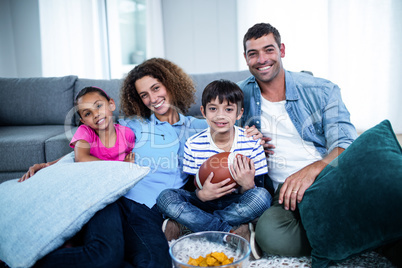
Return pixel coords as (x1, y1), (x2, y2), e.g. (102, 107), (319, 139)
(249, 251), (395, 268)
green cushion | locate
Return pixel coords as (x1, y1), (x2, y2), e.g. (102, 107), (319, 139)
(299, 120), (402, 267)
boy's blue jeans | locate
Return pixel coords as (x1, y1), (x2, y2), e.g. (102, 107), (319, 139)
(157, 187), (272, 233)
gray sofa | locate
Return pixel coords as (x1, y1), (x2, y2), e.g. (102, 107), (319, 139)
(0, 70), (250, 183)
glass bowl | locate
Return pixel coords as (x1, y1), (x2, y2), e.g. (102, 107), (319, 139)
(169, 231), (250, 267)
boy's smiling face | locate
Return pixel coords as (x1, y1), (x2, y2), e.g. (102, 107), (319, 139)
(201, 97), (244, 136)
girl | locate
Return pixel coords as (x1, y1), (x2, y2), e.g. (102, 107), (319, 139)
(71, 86), (135, 163)
(21, 87), (136, 268)
(19, 86), (135, 182)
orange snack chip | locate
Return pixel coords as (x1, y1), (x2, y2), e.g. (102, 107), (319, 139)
(187, 251), (234, 266)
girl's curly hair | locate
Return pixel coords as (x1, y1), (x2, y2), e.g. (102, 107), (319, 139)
(120, 58), (196, 119)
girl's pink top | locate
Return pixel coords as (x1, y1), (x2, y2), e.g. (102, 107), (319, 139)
(70, 124), (135, 161)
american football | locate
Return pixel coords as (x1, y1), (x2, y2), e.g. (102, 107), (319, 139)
(194, 152), (250, 189)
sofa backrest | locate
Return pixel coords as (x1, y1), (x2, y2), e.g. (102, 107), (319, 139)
(0, 76), (77, 126)
(0, 70), (252, 127)
(189, 70), (251, 117)
(73, 70), (252, 121)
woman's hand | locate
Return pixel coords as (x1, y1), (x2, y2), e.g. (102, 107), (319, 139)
(124, 152), (135, 163)
(196, 172), (236, 202)
(18, 162), (50, 182)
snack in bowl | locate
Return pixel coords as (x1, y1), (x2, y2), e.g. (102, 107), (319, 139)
(188, 252), (234, 266)
(170, 231), (250, 268)
(194, 152), (250, 189)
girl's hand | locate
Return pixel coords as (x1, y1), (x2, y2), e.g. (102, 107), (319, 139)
(124, 152), (135, 163)
(230, 155), (255, 193)
(196, 172), (236, 202)
(18, 162), (50, 182)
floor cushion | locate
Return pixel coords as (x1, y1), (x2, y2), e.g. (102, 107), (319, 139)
(0, 158), (149, 268)
(299, 120), (402, 267)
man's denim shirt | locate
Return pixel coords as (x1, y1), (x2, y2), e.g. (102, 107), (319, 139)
(237, 70), (358, 157)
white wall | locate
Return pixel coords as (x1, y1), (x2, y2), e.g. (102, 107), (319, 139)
(161, 0), (238, 74)
(0, 0), (17, 77)
(0, 0), (42, 77)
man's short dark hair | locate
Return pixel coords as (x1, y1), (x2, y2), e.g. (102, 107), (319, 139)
(243, 23), (281, 52)
(202, 79), (244, 115)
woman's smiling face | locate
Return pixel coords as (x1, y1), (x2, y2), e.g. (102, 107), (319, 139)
(135, 75), (173, 117)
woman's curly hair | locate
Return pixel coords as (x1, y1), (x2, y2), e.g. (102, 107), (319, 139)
(120, 58), (196, 119)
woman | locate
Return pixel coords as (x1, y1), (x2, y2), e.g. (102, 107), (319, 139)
(116, 58), (208, 267)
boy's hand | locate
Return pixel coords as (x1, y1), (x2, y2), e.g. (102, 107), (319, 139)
(196, 172), (237, 202)
(230, 155), (255, 193)
(124, 152), (135, 163)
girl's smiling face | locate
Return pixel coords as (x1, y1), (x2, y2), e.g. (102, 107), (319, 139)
(77, 92), (115, 132)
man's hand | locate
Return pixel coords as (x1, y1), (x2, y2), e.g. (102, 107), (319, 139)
(196, 172), (237, 202)
(278, 162), (322, 210)
(278, 147), (345, 210)
(244, 125), (262, 140)
(262, 137), (275, 157)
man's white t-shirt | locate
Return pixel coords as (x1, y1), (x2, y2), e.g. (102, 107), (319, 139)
(260, 98), (323, 191)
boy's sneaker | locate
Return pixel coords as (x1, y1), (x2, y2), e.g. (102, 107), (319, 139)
(248, 222), (263, 260)
(162, 218), (191, 241)
(231, 222), (263, 260)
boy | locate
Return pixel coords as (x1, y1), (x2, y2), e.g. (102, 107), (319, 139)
(157, 79), (271, 259)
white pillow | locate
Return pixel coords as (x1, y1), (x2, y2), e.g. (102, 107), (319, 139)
(0, 160), (150, 268)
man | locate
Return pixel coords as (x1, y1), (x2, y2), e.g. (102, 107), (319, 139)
(238, 22), (358, 256)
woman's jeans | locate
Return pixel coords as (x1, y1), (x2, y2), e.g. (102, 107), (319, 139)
(157, 187), (272, 233)
(118, 197), (171, 268)
(33, 202), (125, 268)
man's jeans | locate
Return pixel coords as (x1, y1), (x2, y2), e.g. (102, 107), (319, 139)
(33, 202), (125, 268)
(157, 187), (271, 233)
(118, 197), (171, 268)
(255, 184), (312, 257)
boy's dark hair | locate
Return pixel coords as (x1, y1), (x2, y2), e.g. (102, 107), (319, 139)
(75, 86), (110, 119)
(202, 79), (244, 115)
(243, 23), (281, 53)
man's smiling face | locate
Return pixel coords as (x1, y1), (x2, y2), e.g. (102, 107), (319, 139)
(244, 33), (285, 84)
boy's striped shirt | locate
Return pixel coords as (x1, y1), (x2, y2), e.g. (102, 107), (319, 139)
(183, 126), (268, 176)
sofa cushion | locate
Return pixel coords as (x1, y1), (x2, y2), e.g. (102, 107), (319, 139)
(0, 157), (150, 268)
(299, 120), (402, 267)
(0, 76), (77, 126)
(45, 127), (78, 162)
(0, 125), (67, 172)
(189, 70), (250, 117)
